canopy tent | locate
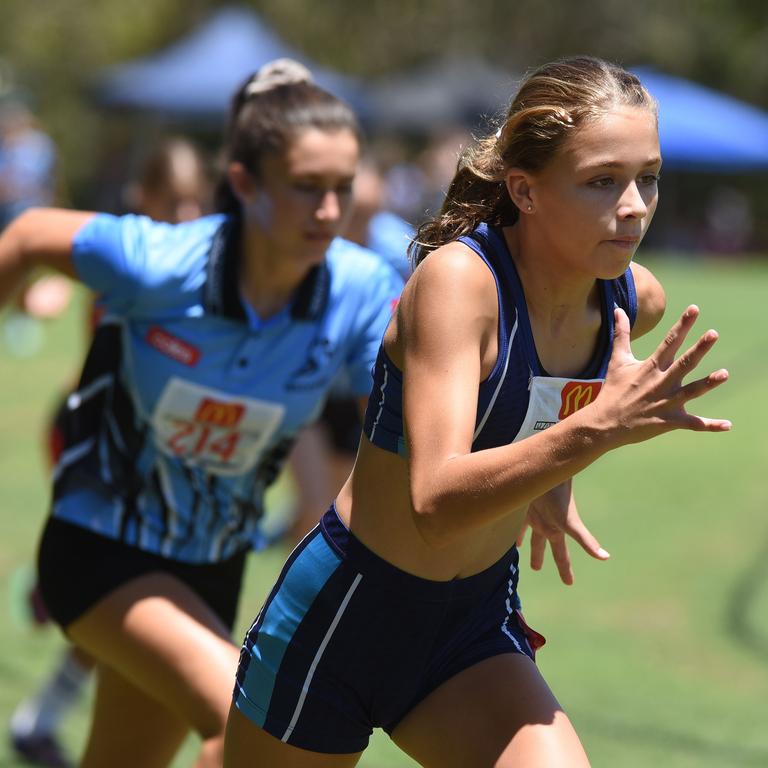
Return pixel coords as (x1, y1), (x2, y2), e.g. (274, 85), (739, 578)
(94, 6), (366, 120)
(366, 60), (768, 169)
(632, 67), (768, 170)
(366, 56), (517, 132)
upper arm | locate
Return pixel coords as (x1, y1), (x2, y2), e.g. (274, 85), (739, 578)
(397, 243), (497, 507)
(630, 261), (666, 339)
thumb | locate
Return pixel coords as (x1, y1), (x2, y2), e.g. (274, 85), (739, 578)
(608, 307), (634, 368)
(613, 307), (631, 351)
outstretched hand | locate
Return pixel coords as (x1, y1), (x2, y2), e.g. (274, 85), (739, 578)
(596, 305), (731, 444)
(19, 274), (73, 319)
(517, 481), (609, 585)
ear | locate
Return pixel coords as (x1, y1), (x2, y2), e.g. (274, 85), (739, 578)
(227, 161), (257, 203)
(504, 168), (535, 214)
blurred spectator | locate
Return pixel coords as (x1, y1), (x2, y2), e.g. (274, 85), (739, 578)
(702, 185), (754, 254)
(416, 127), (472, 217)
(0, 100), (64, 357)
(123, 135), (211, 223)
(0, 100), (56, 230)
(380, 128), (472, 227)
(343, 157), (412, 279)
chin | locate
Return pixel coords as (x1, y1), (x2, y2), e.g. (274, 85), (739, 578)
(300, 245), (331, 268)
(597, 247), (636, 279)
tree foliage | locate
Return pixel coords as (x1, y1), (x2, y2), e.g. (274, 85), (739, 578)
(2, 0), (767, 204)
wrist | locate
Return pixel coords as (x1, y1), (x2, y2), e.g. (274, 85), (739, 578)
(564, 402), (626, 456)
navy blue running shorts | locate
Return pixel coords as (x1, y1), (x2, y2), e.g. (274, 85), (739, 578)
(232, 504), (543, 754)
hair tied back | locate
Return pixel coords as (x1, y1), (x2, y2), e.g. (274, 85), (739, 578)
(244, 58), (314, 97)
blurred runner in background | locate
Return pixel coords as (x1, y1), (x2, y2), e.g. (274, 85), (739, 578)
(0, 59), (402, 768)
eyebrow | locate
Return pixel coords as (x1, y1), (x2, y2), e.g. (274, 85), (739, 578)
(584, 157), (662, 170)
(292, 172), (356, 181)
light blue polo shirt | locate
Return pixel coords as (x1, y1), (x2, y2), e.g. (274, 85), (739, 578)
(52, 213), (403, 562)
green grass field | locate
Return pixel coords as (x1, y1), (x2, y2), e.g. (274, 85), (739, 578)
(1, 254), (766, 767)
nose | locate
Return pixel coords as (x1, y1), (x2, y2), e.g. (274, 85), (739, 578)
(617, 181), (649, 220)
(316, 190), (341, 222)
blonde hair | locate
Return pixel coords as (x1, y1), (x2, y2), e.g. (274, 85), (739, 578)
(410, 56), (657, 266)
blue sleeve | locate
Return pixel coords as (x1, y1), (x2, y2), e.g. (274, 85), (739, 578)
(72, 214), (149, 311)
(345, 260), (404, 396)
(71, 213), (211, 315)
(366, 211), (414, 281)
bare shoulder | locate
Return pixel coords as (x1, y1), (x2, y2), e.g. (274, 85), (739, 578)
(388, 240), (498, 366)
(402, 241), (496, 318)
(630, 261), (666, 339)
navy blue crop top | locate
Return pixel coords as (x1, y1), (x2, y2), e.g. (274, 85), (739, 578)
(361, 223), (637, 456)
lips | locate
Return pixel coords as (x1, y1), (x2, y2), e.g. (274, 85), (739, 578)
(607, 237), (640, 247)
(304, 231), (333, 242)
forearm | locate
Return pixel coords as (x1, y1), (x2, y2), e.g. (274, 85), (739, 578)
(410, 408), (613, 547)
(0, 213), (33, 307)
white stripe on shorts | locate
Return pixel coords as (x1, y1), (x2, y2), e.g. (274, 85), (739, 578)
(280, 572), (363, 742)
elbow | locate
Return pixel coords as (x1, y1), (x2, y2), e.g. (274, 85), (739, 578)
(409, 493), (455, 550)
(7, 207), (41, 237)
(2, 209), (40, 268)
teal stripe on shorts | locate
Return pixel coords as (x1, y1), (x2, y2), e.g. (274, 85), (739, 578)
(234, 533), (342, 726)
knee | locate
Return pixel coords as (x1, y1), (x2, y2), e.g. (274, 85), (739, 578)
(194, 696), (230, 742)
(197, 733), (225, 768)
(494, 718), (590, 768)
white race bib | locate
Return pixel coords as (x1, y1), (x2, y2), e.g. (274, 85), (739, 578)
(513, 376), (603, 442)
(151, 377), (285, 476)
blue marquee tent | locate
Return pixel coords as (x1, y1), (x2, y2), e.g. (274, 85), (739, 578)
(365, 62), (768, 170)
(94, 6), (366, 120)
(633, 67), (768, 170)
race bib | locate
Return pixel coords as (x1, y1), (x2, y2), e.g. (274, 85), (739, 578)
(513, 376), (603, 443)
(151, 378), (285, 476)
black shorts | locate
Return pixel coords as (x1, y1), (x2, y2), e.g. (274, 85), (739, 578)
(37, 517), (247, 632)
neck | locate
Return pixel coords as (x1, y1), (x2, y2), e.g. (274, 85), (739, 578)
(503, 224), (599, 328)
(239, 224), (309, 320)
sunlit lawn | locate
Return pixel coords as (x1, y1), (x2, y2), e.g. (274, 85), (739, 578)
(1, 254), (766, 766)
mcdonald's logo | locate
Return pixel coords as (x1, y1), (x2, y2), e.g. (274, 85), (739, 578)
(194, 398), (245, 428)
(558, 381), (602, 420)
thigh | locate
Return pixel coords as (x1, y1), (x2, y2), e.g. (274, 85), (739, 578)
(391, 654), (590, 768)
(224, 705), (363, 768)
(81, 663), (188, 768)
(68, 572), (240, 740)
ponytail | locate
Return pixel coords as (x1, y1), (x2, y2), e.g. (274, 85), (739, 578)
(409, 134), (518, 267)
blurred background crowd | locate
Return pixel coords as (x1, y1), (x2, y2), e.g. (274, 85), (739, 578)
(1, 0), (768, 256)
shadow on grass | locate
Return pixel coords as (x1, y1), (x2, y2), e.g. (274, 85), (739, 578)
(727, 535), (768, 661)
(583, 716), (768, 765)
